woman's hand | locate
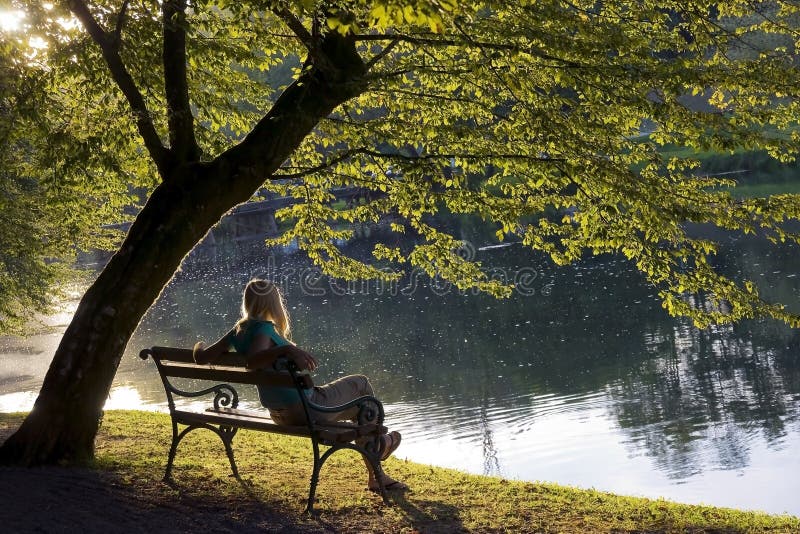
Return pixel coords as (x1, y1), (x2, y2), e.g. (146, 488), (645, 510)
(194, 336), (229, 365)
(288, 346), (319, 371)
(193, 341), (206, 363)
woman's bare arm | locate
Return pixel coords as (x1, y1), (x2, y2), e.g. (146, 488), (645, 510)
(194, 332), (318, 371)
(193, 332), (232, 364)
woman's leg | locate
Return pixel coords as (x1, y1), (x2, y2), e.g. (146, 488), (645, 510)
(309, 375), (398, 452)
(308, 374), (374, 422)
(310, 375), (405, 490)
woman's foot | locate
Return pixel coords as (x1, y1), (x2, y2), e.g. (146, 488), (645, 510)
(380, 431), (402, 461)
(368, 473), (409, 492)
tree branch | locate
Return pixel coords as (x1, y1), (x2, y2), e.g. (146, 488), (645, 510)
(355, 32), (512, 50)
(67, 0), (170, 176)
(365, 37), (401, 70)
(211, 30), (368, 190)
(270, 6), (348, 75)
(354, 32), (584, 68)
(271, 6), (314, 52)
(275, 147), (563, 181)
(275, 149), (363, 179)
(113, 0), (129, 40)
(162, 0), (200, 163)
(351, 149), (563, 164)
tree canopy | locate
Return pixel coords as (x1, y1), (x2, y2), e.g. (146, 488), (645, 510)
(5, 0), (800, 467)
(3, 0), (800, 331)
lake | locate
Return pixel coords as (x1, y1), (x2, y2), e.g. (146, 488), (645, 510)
(1, 223), (799, 516)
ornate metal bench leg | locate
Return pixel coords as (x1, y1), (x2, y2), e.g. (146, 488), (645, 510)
(220, 427), (240, 479)
(305, 462), (321, 513)
(164, 421), (180, 481)
(165, 423), (198, 481)
(305, 443), (344, 513)
(305, 439), (323, 514)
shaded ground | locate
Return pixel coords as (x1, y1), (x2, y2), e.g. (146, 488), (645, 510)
(0, 466), (325, 534)
(0, 422), (324, 534)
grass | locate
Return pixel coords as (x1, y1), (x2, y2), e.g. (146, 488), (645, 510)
(2, 410), (799, 533)
(633, 131), (800, 199)
(726, 181), (800, 199)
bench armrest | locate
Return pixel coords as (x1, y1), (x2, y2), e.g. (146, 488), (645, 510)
(167, 382), (241, 411)
(306, 395), (385, 427)
(283, 360), (385, 429)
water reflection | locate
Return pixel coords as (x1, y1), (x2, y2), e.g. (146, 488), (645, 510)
(1, 224), (799, 515)
(616, 328), (787, 471)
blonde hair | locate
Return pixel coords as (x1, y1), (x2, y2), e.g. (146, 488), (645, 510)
(235, 279), (291, 340)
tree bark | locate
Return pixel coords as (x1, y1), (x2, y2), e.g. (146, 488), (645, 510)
(0, 33), (366, 465)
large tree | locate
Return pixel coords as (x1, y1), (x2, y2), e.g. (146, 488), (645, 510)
(2, 0), (800, 465)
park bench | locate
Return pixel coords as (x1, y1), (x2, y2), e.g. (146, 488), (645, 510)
(139, 346), (390, 512)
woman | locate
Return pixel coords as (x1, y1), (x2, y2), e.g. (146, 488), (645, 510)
(193, 278), (406, 492)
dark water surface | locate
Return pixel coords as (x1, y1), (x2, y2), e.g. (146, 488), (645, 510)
(2, 226), (799, 515)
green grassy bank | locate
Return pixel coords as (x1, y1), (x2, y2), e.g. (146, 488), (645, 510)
(1, 411), (798, 533)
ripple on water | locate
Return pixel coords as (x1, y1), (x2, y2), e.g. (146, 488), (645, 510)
(386, 389), (620, 457)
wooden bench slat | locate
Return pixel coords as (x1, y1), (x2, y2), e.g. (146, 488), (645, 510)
(157, 361), (313, 389)
(174, 409), (312, 436)
(148, 346), (196, 363)
(176, 409), (367, 443)
(210, 407), (388, 437)
(148, 346), (278, 370)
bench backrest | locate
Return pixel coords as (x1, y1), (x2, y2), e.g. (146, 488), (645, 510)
(140, 346), (314, 389)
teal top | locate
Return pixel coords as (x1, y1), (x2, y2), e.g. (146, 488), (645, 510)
(225, 319), (310, 408)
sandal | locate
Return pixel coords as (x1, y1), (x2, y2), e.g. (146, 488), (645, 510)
(368, 478), (409, 493)
(380, 431), (402, 461)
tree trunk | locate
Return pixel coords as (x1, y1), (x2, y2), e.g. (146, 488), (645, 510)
(0, 37), (366, 465)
